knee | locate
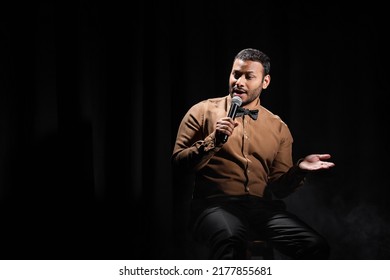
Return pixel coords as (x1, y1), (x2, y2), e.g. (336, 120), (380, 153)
(210, 227), (247, 247)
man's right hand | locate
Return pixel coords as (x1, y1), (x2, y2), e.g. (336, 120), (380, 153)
(215, 117), (239, 144)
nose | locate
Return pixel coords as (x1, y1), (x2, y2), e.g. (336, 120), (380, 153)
(235, 75), (245, 87)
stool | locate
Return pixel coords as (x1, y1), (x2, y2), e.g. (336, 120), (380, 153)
(246, 239), (274, 259)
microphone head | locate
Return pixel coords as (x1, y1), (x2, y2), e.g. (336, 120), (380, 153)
(231, 96), (242, 106)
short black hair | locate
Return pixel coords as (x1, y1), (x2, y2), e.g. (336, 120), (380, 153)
(235, 48), (271, 75)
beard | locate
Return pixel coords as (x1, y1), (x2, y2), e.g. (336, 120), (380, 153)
(230, 87), (262, 106)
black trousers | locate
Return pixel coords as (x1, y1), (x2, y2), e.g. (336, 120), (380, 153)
(190, 195), (330, 259)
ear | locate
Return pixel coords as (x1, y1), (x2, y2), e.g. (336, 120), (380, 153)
(262, 74), (271, 89)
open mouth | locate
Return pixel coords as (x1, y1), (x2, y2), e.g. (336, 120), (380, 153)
(233, 90), (246, 97)
(232, 87), (246, 95)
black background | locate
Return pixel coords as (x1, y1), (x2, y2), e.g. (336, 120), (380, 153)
(1, 1), (389, 259)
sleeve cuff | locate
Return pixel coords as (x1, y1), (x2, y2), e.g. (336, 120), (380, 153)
(195, 132), (222, 152)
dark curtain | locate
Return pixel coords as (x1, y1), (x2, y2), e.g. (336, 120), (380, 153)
(1, 1), (389, 259)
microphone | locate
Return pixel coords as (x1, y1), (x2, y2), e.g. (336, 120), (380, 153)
(221, 96), (242, 143)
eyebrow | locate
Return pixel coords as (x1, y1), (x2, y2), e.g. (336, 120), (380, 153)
(232, 69), (255, 73)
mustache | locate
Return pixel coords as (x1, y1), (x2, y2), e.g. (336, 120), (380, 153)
(232, 87), (246, 94)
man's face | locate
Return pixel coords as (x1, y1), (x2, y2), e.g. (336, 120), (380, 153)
(229, 59), (270, 107)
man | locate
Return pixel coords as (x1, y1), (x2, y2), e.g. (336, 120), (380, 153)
(172, 48), (335, 259)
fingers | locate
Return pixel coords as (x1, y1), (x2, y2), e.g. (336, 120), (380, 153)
(319, 161), (335, 168)
(318, 154), (335, 168)
(216, 118), (237, 137)
(317, 154), (331, 160)
(301, 154), (335, 171)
